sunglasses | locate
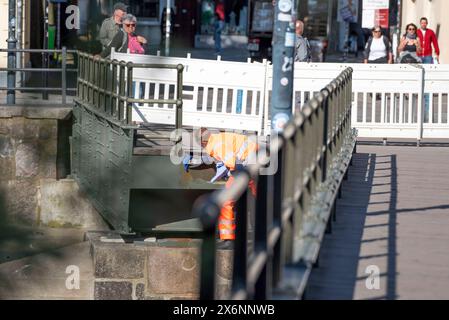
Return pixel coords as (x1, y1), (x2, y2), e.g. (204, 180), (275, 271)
(125, 23), (136, 27)
(373, 30), (381, 33)
(408, 28), (416, 31)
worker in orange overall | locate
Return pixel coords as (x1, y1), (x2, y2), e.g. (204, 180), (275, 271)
(205, 132), (259, 246)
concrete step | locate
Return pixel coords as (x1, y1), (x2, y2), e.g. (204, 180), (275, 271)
(0, 241), (94, 300)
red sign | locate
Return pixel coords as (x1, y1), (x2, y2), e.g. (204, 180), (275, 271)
(375, 8), (389, 28)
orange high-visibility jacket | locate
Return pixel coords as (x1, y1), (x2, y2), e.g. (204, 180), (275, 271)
(205, 133), (258, 171)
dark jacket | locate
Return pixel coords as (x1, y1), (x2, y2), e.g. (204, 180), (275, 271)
(100, 30), (148, 58)
(363, 35), (392, 61)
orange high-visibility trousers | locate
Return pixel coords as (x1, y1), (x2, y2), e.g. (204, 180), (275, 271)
(218, 175), (257, 240)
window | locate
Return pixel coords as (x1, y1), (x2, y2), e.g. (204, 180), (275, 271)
(128, 0), (159, 19)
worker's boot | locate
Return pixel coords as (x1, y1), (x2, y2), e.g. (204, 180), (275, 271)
(216, 240), (234, 250)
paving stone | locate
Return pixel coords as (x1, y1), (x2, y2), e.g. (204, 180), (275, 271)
(94, 281), (132, 300)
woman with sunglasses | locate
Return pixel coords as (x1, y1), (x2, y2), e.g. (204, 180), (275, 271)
(363, 26), (393, 64)
(398, 23), (422, 63)
(100, 14), (148, 58)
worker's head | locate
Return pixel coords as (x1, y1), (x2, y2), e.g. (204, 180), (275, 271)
(122, 14), (137, 34)
(113, 2), (128, 24)
(295, 20), (304, 36)
(420, 17), (428, 30)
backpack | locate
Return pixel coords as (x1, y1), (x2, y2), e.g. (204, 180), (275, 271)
(117, 29), (128, 53)
(296, 36), (312, 62)
(305, 37), (312, 62)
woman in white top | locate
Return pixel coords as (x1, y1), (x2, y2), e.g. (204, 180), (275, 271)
(363, 26), (393, 64)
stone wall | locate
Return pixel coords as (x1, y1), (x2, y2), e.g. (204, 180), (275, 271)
(89, 231), (233, 300)
(0, 106), (108, 230)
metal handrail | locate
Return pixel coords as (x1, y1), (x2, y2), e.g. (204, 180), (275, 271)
(76, 52), (184, 127)
(0, 47), (78, 104)
(194, 68), (356, 300)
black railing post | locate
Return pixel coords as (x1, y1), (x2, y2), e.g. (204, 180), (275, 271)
(271, 144), (284, 288)
(320, 88), (330, 183)
(195, 196), (220, 300)
(7, 0), (17, 104)
(231, 189), (249, 300)
(126, 62), (134, 125)
(254, 174), (270, 300)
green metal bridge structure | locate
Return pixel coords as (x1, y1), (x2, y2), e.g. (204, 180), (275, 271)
(71, 52), (356, 299)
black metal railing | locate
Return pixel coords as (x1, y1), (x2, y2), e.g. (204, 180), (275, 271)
(0, 48), (78, 104)
(76, 52), (184, 128)
(194, 68), (356, 300)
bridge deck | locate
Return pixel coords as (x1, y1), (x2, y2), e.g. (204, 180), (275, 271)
(307, 142), (449, 300)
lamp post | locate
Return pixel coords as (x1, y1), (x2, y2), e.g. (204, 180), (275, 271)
(270, 0), (298, 134)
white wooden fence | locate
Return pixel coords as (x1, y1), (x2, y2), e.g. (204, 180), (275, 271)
(111, 50), (449, 141)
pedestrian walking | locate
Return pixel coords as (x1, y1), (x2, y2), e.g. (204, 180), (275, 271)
(214, 0), (225, 55)
(417, 17), (440, 122)
(417, 17), (440, 64)
(98, 2), (128, 49)
(363, 26), (393, 64)
(398, 23), (422, 63)
(100, 14), (148, 58)
(294, 20), (312, 63)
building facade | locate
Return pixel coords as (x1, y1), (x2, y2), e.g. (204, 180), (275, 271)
(0, 0), (447, 66)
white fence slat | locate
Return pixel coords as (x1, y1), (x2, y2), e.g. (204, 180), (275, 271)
(110, 51), (449, 139)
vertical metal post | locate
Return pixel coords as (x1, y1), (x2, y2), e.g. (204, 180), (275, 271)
(42, 0), (49, 100)
(17, 0), (23, 87)
(270, 0), (297, 133)
(254, 174), (269, 300)
(231, 189), (249, 300)
(7, 0), (17, 104)
(118, 62), (126, 121)
(165, 0), (171, 57)
(61, 46), (67, 105)
(176, 64), (184, 130)
(126, 62), (133, 125)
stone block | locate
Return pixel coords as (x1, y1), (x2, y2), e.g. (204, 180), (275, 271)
(39, 179), (110, 229)
(22, 119), (40, 139)
(94, 281), (133, 300)
(0, 120), (10, 135)
(15, 142), (39, 178)
(135, 283), (145, 300)
(0, 157), (15, 181)
(147, 246), (200, 295)
(38, 119), (58, 140)
(38, 139), (58, 179)
(10, 118), (26, 139)
(3, 180), (38, 225)
(0, 135), (14, 159)
(93, 242), (146, 279)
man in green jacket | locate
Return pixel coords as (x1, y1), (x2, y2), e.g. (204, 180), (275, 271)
(98, 3), (128, 49)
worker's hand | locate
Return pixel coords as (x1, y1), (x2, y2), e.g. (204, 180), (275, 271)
(137, 36), (148, 44)
(435, 56), (440, 64)
(363, 59), (368, 64)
